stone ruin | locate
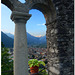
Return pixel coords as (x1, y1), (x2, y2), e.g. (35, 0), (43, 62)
(1, 0), (74, 75)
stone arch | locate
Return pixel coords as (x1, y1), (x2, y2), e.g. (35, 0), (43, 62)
(1, 0), (13, 10)
(26, 0), (57, 23)
(27, 1), (58, 74)
(30, 3), (55, 23)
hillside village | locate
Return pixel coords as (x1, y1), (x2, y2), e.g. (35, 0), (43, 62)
(8, 47), (47, 64)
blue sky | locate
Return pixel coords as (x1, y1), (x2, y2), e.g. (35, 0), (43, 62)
(1, 2), (46, 37)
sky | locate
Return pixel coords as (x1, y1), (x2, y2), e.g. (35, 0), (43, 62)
(1, 0), (46, 37)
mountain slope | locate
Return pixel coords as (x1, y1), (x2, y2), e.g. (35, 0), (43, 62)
(27, 33), (40, 45)
(5, 33), (14, 39)
(39, 35), (46, 43)
(5, 32), (40, 45)
(2, 31), (47, 48)
(1, 32), (14, 48)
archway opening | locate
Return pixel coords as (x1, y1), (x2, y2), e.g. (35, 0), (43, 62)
(26, 9), (47, 61)
(27, 9), (46, 37)
(1, 1), (57, 75)
(27, 3), (57, 74)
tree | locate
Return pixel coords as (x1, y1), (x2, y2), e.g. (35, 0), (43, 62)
(1, 42), (13, 75)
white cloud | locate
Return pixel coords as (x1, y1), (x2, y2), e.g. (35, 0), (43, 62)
(37, 23), (45, 26)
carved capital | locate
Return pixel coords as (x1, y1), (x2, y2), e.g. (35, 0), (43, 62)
(11, 11), (31, 23)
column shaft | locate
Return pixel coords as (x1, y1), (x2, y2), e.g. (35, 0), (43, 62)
(11, 11), (31, 75)
(14, 22), (28, 75)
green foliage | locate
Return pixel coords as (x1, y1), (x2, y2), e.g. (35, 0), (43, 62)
(28, 59), (45, 68)
(1, 32), (14, 48)
(28, 59), (39, 67)
(39, 67), (48, 75)
(38, 61), (45, 66)
(1, 42), (13, 75)
(1, 42), (4, 48)
(39, 71), (48, 75)
(39, 69), (48, 75)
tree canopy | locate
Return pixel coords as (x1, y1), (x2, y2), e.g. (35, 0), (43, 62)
(1, 42), (13, 75)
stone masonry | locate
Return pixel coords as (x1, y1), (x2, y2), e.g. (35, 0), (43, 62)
(1, 0), (74, 75)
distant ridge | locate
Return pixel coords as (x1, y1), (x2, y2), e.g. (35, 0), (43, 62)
(5, 33), (14, 39)
(1, 31), (14, 48)
(1, 31), (47, 48)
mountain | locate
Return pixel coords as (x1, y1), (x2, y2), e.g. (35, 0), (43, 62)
(5, 32), (41, 45)
(39, 35), (46, 43)
(5, 33), (14, 39)
(27, 33), (40, 45)
(1, 32), (14, 48)
(5, 32), (46, 45)
(1, 31), (47, 48)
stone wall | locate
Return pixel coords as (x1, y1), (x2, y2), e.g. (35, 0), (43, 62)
(46, 0), (74, 75)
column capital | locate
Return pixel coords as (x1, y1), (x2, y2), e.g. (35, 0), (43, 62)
(11, 11), (31, 23)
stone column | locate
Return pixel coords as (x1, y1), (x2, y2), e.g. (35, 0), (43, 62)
(11, 11), (31, 75)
